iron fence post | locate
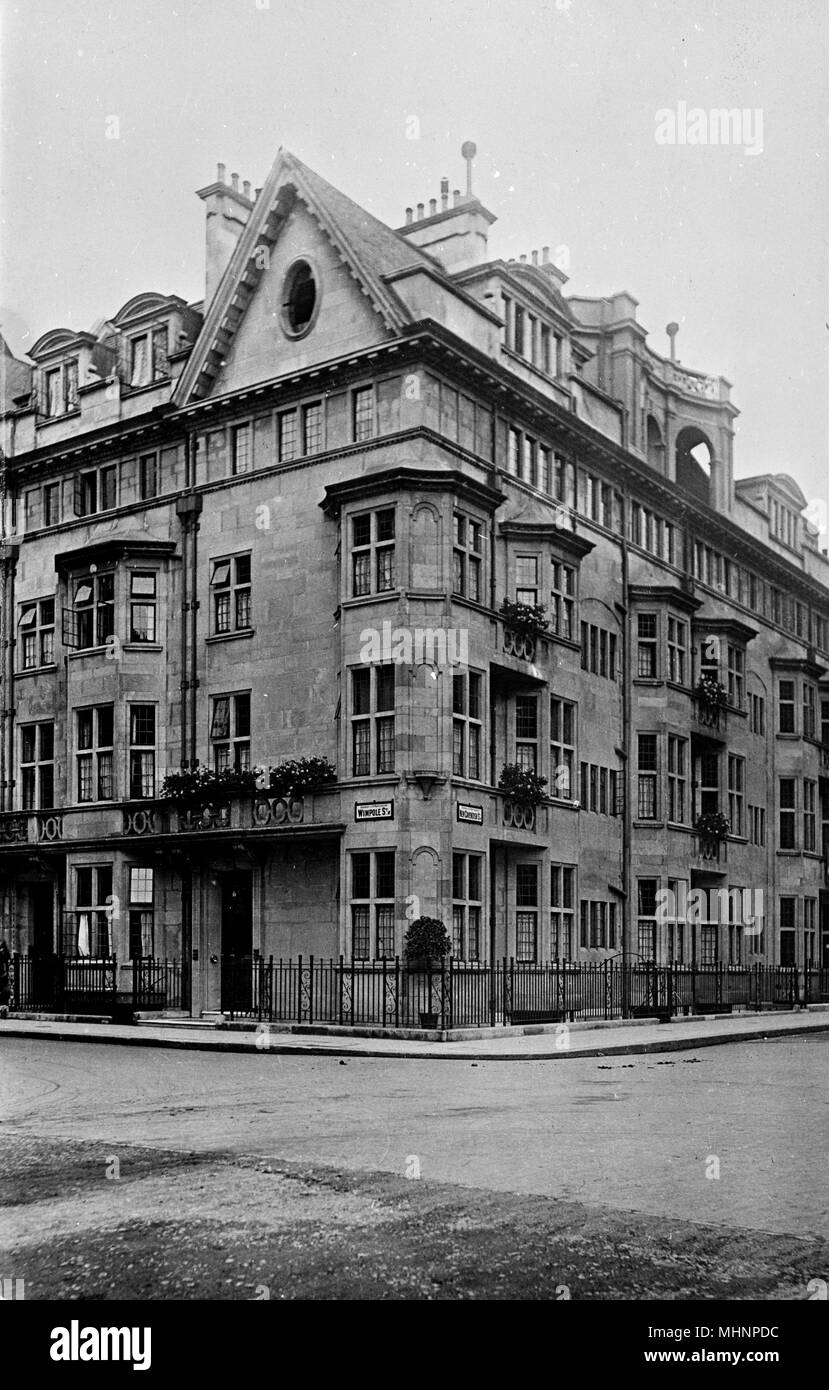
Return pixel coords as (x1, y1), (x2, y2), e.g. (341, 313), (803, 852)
(309, 955), (314, 1026)
(338, 954), (344, 1026)
(395, 956), (400, 1029)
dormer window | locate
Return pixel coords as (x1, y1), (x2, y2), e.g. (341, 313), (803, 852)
(503, 293), (564, 377)
(43, 359), (79, 417)
(770, 497), (797, 549)
(129, 327), (169, 387)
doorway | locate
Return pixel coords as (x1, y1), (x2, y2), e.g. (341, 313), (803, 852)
(219, 871), (253, 1012)
(30, 882), (56, 1006)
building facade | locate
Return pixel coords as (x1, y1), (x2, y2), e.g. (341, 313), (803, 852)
(1, 147), (827, 1015)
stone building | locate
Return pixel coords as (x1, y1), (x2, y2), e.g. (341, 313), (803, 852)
(1, 146), (827, 1016)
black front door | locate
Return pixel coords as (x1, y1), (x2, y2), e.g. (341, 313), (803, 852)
(220, 872), (253, 1012)
(30, 883), (56, 1005)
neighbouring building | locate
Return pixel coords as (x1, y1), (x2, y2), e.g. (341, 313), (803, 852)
(1, 145), (827, 1016)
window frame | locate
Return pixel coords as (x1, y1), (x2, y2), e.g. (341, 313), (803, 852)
(210, 553), (252, 636)
(210, 691), (252, 772)
(76, 704), (115, 803)
(20, 721), (55, 811)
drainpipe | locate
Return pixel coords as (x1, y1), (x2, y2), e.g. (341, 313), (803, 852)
(619, 532), (631, 975)
(175, 440), (202, 770)
(178, 510), (189, 769)
(489, 848), (497, 1024)
(1, 543), (19, 812)
(189, 489), (200, 768)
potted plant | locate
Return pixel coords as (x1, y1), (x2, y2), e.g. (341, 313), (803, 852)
(404, 916), (451, 1029)
(499, 598), (550, 638)
(498, 764), (548, 807)
(267, 756), (336, 801)
(694, 810), (730, 841)
(694, 674), (728, 711)
(159, 763), (260, 828)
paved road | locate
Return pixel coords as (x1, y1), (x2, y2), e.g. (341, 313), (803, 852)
(3, 1032), (827, 1239)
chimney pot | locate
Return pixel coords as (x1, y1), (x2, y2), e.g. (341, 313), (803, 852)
(429, 198), (437, 217)
(542, 246), (550, 264)
(242, 180), (251, 199)
(532, 250), (538, 266)
(519, 254), (527, 264)
(217, 162), (226, 184)
(231, 172), (239, 192)
(440, 177), (449, 210)
(405, 207), (413, 224)
(453, 188), (461, 206)
(255, 187), (262, 200)
(417, 202), (424, 220)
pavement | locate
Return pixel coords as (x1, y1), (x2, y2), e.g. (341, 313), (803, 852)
(2, 1004), (828, 1059)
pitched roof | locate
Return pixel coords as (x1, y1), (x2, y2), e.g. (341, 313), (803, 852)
(174, 148), (442, 405)
(288, 154), (442, 284)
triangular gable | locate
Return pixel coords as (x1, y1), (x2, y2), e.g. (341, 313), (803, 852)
(174, 149), (437, 405)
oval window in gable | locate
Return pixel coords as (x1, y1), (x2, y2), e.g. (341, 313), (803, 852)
(281, 258), (319, 337)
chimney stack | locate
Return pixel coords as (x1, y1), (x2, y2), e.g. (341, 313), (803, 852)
(196, 163), (255, 307)
(397, 142), (495, 272)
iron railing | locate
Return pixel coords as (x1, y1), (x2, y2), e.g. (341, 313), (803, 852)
(11, 954), (117, 1014)
(131, 957), (184, 1011)
(222, 958), (812, 1028)
(9, 955), (822, 1027)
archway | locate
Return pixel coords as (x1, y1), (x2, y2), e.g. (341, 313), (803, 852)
(675, 426), (714, 504)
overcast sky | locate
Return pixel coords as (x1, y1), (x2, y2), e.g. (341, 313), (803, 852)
(2, 0), (826, 510)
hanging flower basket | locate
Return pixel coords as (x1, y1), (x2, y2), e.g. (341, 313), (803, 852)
(499, 599), (550, 639)
(498, 764), (548, 807)
(694, 675), (728, 710)
(694, 811), (730, 841)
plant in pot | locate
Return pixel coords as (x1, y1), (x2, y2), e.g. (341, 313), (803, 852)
(498, 764), (548, 807)
(499, 598), (550, 639)
(694, 673), (728, 711)
(404, 916), (451, 1030)
(694, 810), (730, 841)
(267, 756), (336, 802)
(160, 763), (260, 824)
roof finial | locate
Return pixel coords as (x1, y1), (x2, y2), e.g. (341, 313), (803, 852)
(461, 140), (477, 198)
(666, 321), (679, 362)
